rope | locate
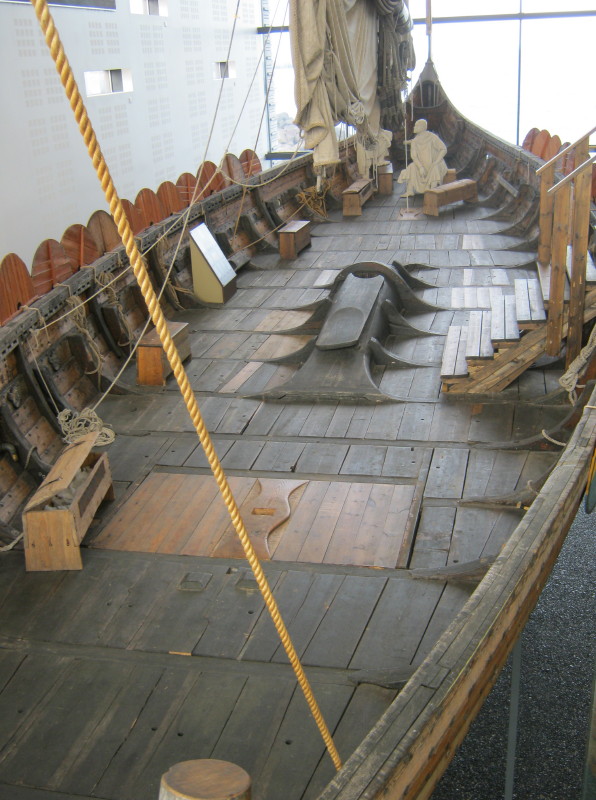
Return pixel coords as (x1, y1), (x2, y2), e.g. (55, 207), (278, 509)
(32, 0), (342, 772)
(0, 532), (24, 552)
(57, 408), (115, 445)
(559, 321), (596, 402)
(541, 429), (566, 447)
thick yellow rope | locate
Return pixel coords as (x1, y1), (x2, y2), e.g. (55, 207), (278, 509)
(31, 0), (342, 772)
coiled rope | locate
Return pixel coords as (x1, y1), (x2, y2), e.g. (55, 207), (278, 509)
(31, 0), (341, 771)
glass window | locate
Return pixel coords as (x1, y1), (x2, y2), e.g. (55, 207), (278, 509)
(409, 0), (521, 19)
(519, 17), (595, 142)
(84, 68), (133, 96)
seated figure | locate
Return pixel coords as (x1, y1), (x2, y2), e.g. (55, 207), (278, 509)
(398, 119), (447, 196)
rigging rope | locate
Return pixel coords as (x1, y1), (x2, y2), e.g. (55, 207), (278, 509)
(31, 0), (342, 772)
(559, 320), (596, 402)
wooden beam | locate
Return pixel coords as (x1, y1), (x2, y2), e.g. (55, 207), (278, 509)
(537, 163), (555, 266)
(566, 166), (592, 366)
(546, 181), (571, 356)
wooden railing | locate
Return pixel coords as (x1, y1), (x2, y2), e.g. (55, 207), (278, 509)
(536, 124), (595, 267)
(536, 125), (595, 363)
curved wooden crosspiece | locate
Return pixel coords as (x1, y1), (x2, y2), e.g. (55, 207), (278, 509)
(135, 188), (166, 228)
(220, 153), (244, 185)
(0, 254), (36, 324)
(61, 224), (100, 268)
(157, 181), (185, 215)
(31, 239), (76, 295)
(176, 172), (197, 207)
(239, 148), (262, 177)
(196, 160), (225, 199)
(87, 210), (120, 255)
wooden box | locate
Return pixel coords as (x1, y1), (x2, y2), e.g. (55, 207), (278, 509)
(137, 320), (190, 386)
(189, 222), (237, 304)
(342, 178), (374, 216)
(23, 432), (114, 571)
(443, 168), (457, 184)
(279, 220), (311, 259)
(377, 163), (394, 195)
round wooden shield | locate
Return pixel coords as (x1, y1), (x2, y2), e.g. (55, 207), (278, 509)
(157, 181), (185, 215)
(0, 253), (36, 324)
(239, 148), (262, 177)
(87, 210), (121, 255)
(61, 224), (100, 268)
(31, 239), (75, 295)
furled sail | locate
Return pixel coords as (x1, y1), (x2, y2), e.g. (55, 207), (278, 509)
(290, 0), (414, 172)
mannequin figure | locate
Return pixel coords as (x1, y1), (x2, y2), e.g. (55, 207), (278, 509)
(398, 119), (447, 196)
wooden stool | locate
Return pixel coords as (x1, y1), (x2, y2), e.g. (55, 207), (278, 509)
(279, 220), (311, 259)
(377, 163), (394, 195)
(137, 321), (190, 386)
(159, 760), (251, 800)
(342, 178), (374, 216)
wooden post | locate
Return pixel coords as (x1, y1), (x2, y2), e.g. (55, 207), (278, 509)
(566, 165), (592, 366)
(537, 163), (555, 266)
(545, 181), (571, 356)
(159, 760), (251, 800)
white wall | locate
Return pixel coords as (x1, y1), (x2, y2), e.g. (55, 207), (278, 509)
(0, 0), (268, 267)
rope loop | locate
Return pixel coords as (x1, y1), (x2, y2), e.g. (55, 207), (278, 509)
(57, 407), (115, 446)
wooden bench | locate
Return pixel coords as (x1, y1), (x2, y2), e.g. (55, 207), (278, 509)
(137, 320), (190, 386)
(342, 178), (374, 216)
(279, 220), (311, 259)
(423, 178), (477, 216)
(377, 163), (394, 195)
(23, 432), (113, 571)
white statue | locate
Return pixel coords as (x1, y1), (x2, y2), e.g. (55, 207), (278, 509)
(398, 119), (448, 196)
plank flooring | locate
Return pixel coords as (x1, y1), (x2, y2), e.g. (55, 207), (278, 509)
(1, 177), (571, 800)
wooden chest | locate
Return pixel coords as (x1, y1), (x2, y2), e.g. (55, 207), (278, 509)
(377, 163), (394, 195)
(279, 220), (311, 259)
(137, 320), (190, 386)
(23, 432), (114, 571)
(342, 178), (374, 216)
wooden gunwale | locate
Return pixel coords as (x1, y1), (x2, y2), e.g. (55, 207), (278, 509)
(316, 387), (596, 800)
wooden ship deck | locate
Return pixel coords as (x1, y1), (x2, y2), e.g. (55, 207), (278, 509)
(0, 72), (595, 800)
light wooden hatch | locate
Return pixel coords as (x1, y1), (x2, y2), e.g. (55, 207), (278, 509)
(93, 471), (419, 568)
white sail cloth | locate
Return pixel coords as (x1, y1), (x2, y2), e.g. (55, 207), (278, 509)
(290, 0), (402, 170)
